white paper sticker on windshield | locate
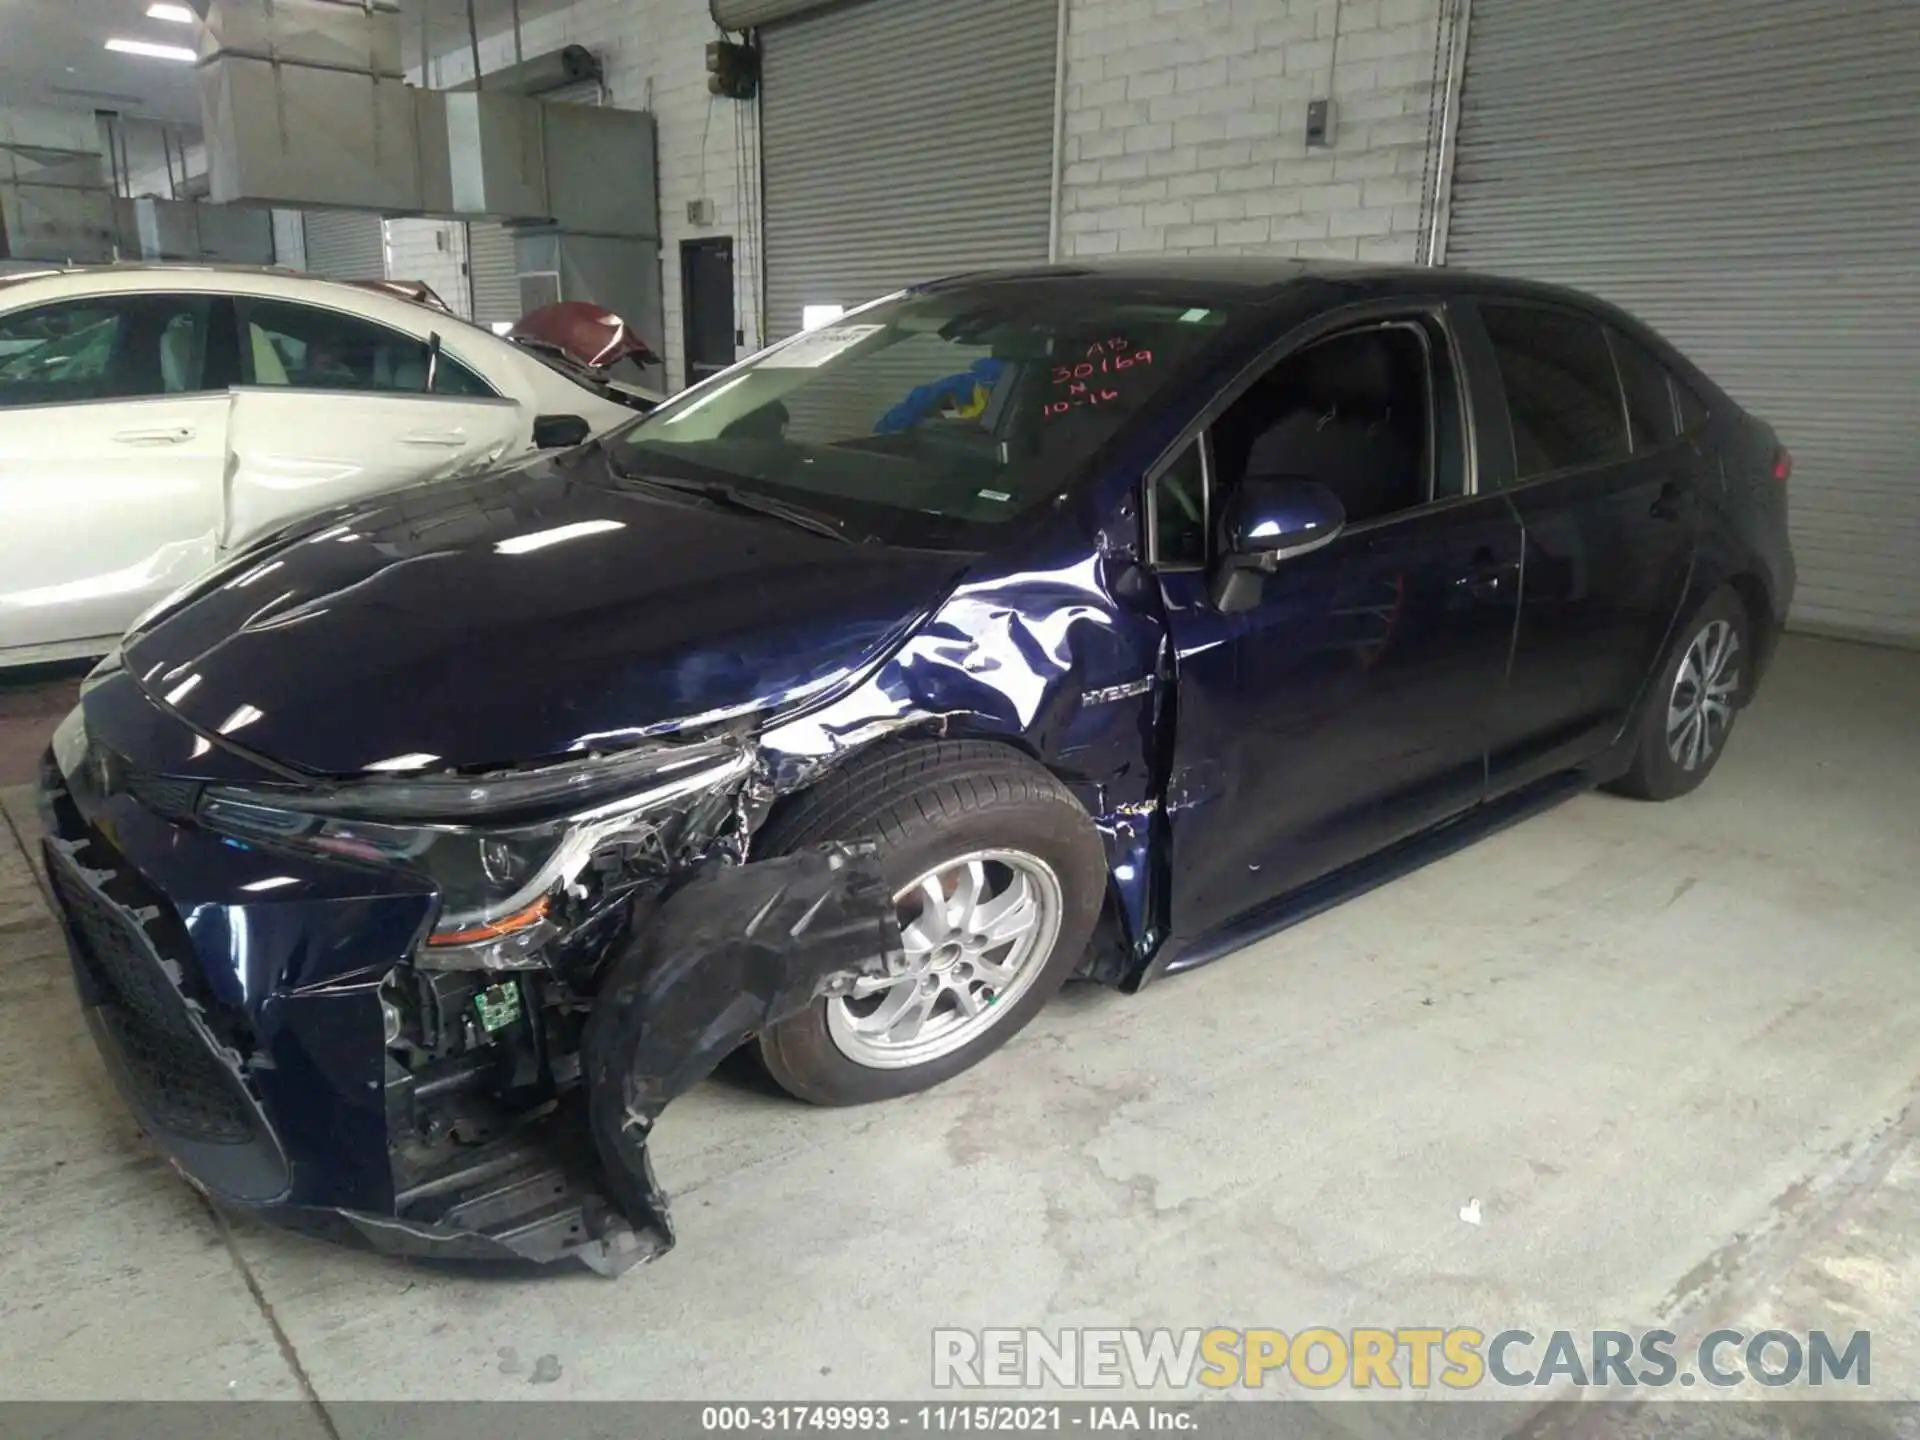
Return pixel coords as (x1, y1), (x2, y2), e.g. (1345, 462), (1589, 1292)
(759, 324), (885, 369)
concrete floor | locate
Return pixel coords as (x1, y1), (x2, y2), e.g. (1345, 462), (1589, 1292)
(2, 635), (1918, 1417)
(0, 664), (79, 788)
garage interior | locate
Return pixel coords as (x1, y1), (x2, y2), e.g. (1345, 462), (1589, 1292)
(2, 0), (1918, 1417)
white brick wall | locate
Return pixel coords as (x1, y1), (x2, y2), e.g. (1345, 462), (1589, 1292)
(425, 0), (758, 392)
(383, 218), (473, 319)
(1059, 0), (1445, 263)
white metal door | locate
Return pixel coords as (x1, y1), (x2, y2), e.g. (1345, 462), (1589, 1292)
(222, 293), (527, 545)
(0, 393), (228, 657)
(223, 389), (523, 547)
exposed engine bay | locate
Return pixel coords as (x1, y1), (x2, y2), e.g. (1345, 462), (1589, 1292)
(234, 736), (906, 1276)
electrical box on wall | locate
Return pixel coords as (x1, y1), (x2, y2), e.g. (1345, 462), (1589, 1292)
(687, 198), (716, 226)
(705, 40), (759, 100)
(1306, 98), (1335, 148)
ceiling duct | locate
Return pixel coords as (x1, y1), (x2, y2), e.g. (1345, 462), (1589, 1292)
(0, 143), (115, 263)
(198, 0), (431, 211)
(448, 43), (603, 97)
(196, 1), (653, 236)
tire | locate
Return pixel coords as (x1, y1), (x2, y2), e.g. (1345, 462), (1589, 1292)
(1607, 587), (1750, 801)
(752, 740), (1107, 1106)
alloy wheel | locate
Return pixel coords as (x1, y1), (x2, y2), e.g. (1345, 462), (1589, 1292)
(1667, 618), (1741, 772)
(826, 849), (1063, 1070)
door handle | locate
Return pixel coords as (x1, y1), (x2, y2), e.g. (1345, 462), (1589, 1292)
(1458, 548), (1512, 602)
(400, 430), (468, 448)
(112, 426), (195, 444)
(1650, 481), (1687, 521)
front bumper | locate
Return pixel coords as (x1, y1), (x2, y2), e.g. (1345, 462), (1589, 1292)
(38, 745), (645, 1271)
(37, 677), (900, 1276)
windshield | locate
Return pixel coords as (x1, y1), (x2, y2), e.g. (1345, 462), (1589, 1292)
(607, 285), (1237, 549)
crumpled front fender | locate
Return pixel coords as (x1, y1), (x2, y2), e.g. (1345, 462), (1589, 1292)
(581, 845), (903, 1264)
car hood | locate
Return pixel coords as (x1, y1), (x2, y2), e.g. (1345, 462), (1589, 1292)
(124, 454), (967, 775)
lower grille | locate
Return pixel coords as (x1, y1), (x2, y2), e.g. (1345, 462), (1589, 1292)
(48, 855), (256, 1145)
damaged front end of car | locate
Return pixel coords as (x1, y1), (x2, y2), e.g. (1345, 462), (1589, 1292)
(38, 700), (903, 1278)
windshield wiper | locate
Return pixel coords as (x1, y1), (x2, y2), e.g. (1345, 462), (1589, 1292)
(621, 472), (857, 544)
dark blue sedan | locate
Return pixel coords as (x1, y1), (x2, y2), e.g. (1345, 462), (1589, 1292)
(38, 260), (1795, 1274)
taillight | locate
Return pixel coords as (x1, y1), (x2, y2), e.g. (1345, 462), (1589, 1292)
(1772, 447), (1793, 483)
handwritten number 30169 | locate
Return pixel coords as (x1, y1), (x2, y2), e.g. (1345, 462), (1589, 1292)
(1046, 349), (1155, 417)
(1051, 350), (1152, 386)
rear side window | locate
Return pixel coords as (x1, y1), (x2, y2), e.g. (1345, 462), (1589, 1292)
(236, 298), (492, 396)
(1481, 303), (1628, 480)
(1608, 329), (1676, 452)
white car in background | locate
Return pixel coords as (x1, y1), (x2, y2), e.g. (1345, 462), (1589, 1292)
(0, 265), (656, 668)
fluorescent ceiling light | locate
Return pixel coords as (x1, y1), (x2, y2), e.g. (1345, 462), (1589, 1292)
(218, 703), (265, 735)
(363, 752), (442, 773)
(495, 519), (626, 555)
(105, 37), (197, 62)
(146, 3), (197, 21)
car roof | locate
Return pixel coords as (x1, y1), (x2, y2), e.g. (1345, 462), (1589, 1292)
(0, 261), (507, 339)
(0, 260), (298, 287)
(915, 255), (1613, 310)
(907, 256), (1702, 375)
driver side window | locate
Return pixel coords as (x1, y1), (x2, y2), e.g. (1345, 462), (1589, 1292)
(1208, 317), (1461, 538)
(1151, 440), (1210, 569)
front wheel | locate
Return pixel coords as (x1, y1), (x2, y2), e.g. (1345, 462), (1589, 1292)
(1608, 587), (1749, 801)
(752, 741), (1108, 1106)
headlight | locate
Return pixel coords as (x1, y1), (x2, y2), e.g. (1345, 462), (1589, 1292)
(79, 647), (123, 697)
(51, 706), (90, 780)
(197, 738), (752, 964)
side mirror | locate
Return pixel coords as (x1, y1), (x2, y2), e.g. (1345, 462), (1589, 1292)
(532, 413), (593, 449)
(1210, 475), (1346, 615)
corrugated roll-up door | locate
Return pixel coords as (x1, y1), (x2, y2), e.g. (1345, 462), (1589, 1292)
(760, 0), (1058, 344)
(713, 0), (841, 27)
(466, 222), (521, 328)
(1444, 0), (1920, 645)
(300, 210), (386, 280)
